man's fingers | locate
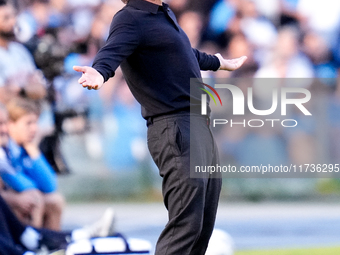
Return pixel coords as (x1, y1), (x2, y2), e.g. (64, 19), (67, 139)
(78, 76), (86, 84)
(82, 83), (99, 90)
(237, 56), (247, 67)
(230, 56), (247, 68)
(74, 66), (103, 90)
(73, 66), (87, 73)
(225, 56), (247, 70)
(83, 85), (92, 90)
(216, 53), (248, 71)
(215, 53), (222, 59)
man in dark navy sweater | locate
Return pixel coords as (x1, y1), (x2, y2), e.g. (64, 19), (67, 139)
(74, 0), (246, 254)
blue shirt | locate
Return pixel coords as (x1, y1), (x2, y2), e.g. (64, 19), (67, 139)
(0, 139), (57, 193)
(92, 0), (220, 119)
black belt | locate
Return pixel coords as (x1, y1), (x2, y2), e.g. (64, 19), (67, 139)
(146, 113), (210, 127)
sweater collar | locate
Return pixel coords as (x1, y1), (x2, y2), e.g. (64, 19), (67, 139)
(127, 0), (166, 14)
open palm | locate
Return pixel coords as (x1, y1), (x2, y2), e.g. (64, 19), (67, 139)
(215, 54), (247, 71)
(73, 66), (105, 90)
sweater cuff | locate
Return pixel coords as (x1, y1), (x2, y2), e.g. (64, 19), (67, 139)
(91, 65), (110, 83)
(96, 69), (108, 83)
(212, 55), (221, 71)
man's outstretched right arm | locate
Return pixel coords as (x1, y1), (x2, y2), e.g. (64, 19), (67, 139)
(74, 10), (140, 90)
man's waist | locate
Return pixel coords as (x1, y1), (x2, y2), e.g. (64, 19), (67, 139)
(146, 110), (210, 127)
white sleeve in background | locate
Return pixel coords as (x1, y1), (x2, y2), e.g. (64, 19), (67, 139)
(0, 42), (37, 88)
(0, 148), (15, 175)
(23, 252), (36, 255)
(20, 227), (41, 251)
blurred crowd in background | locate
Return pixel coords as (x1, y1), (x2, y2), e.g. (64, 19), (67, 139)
(0, 0), (340, 204)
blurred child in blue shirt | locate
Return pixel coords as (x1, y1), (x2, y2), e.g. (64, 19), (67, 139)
(0, 98), (64, 230)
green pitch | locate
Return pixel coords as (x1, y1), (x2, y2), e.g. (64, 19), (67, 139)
(235, 246), (340, 255)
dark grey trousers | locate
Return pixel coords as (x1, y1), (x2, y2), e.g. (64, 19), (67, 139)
(147, 113), (222, 255)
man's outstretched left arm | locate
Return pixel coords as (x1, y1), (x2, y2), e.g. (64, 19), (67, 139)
(192, 48), (247, 72)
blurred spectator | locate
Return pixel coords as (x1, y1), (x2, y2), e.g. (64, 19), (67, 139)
(224, 33), (258, 77)
(0, 0), (46, 104)
(226, 33), (252, 60)
(17, 0), (58, 43)
(0, 97), (64, 230)
(0, 103), (42, 231)
(67, 0), (101, 8)
(253, 0), (280, 23)
(207, 0), (238, 46)
(239, 0), (277, 51)
(255, 26), (314, 79)
(0, 103), (13, 177)
(89, 1), (124, 43)
(297, 0), (340, 48)
(167, 0), (189, 17)
(186, 0), (218, 16)
(178, 11), (204, 48)
(279, 0), (301, 27)
(69, 0), (106, 40)
(207, 0), (278, 51)
(0, 104), (8, 153)
(302, 31), (337, 80)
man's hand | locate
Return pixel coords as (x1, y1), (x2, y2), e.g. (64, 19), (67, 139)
(215, 54), (247, 71)
(73, 66), (104, 90)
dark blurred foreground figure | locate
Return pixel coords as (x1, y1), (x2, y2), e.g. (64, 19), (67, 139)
(73, 0), (247, 254)
(0, 194), (115, 255)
